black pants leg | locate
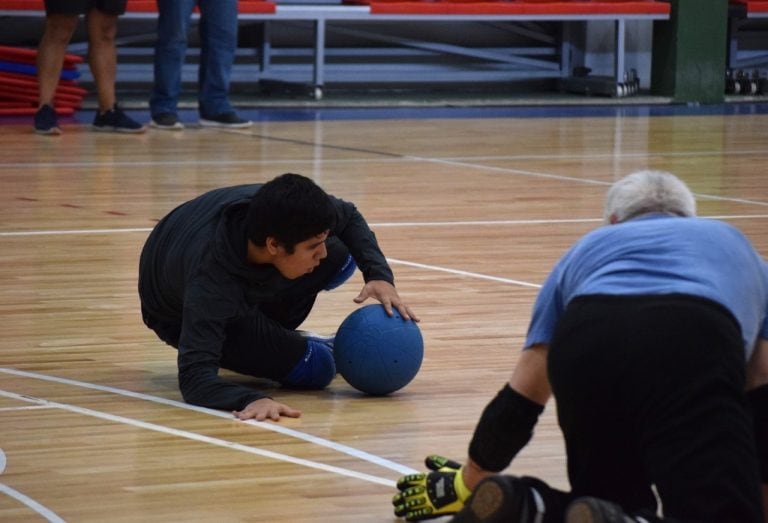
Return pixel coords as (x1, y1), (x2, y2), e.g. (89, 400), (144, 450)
(548, 295), (763, 523)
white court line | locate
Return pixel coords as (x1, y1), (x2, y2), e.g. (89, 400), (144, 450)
(1, 147), (767, 170)
(0, 159), (353, 169)
(1, 220), (598, 238)
(388, 258), (543, 289)
(0, 447), (65, 523)
(377, 218), (604, 227)
(412, 157), (768, 208)
(0, 226), (546, 287)
(432, 149), (768, 161)
(0, 217), (604, 238)
(0, 405), (51, 412)
(0, 227), (153, 237)
(3, 214), (768, 238)
(0, 483), (65, 523)
(0, 388), (397, 488)
(0, 368), (417, 477)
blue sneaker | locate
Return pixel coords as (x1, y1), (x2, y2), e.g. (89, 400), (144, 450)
(92, 104), (146, 133)
(34, 104), (61, 135)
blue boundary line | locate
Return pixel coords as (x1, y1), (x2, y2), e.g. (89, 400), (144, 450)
(4, 102), (768, 126)
(91, 102), (768, 123)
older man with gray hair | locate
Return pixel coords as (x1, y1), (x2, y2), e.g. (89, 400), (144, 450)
(393, 170), (768, 523)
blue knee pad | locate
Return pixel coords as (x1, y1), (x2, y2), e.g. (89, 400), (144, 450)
(282, 338), (336, 389)
(324, 254), (357, 291)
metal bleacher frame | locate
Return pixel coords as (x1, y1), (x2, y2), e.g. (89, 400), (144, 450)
(243, 4), (670, 99)
(0, 2), (671, 100)
(728, 1), (768, 71)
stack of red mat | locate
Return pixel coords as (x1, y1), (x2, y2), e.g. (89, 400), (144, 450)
(0, 45), (86, 116)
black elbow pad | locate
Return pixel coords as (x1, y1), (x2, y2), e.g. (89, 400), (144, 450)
(468, 384), (544, 472)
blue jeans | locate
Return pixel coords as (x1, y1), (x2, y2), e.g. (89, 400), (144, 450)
(150, 0), (238, 117)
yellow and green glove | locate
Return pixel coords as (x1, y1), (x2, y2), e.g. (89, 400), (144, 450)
(392, 455), (472, 521)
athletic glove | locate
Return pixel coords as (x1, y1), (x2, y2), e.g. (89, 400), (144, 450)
(392, 455), (472, 521)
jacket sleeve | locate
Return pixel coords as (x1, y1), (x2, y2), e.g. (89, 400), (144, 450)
(176, 278), (267, 411)
(330, 195), (394, 284)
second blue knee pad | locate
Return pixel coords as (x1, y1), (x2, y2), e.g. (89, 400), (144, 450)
(282, 337), (336, 389)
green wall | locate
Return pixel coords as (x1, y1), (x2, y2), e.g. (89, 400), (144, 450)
(652, 0), (728, 103)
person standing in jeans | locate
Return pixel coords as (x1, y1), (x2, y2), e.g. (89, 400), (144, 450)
(149, 0), (251, 130)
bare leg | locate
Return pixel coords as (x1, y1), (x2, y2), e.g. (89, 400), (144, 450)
(36, 14), (79, 108)
(85, 9), (118, 113)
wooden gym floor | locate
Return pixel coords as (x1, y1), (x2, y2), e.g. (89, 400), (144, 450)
(1, 103), (768, 522)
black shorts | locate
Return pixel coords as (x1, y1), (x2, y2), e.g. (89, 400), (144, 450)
(44, 0), (127, 16)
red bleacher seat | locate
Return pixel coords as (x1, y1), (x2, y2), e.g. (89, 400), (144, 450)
(344, 0), (671, 16)
(0, 0), (276, 15)
(235, 1), (277, 14)
(0, 0), (44, 9)
(128, 1), (277, 15)
(731, 0), (768, 12)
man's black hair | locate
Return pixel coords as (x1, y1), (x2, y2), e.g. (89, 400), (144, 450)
(246, 173), (337, 253)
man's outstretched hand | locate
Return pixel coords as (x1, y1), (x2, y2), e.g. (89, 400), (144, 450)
(233, 397), (301, 421)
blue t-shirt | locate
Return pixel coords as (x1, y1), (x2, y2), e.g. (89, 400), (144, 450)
(525, 215), (768, 359)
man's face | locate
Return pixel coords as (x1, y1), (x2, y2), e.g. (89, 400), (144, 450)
(273, 231), (329, 280)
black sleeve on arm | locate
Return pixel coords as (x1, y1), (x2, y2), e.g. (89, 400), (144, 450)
(178, 362), (267, 411)
(330, 196), (394, 284)
(468, 384), (545, 472)
(177, 292), (268, 411)
(747, 383), (768, 482)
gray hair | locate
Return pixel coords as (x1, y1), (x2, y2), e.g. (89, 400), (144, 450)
(603, 170), (697, 224)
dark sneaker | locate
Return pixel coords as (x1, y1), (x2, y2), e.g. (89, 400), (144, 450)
(450, 475), (545, 523)
(92, 104), (146, 133)
(199, 111), (252, 128)
(566, 497), (643, 523)
(34, 104), (62, 135)
(150, 112), (184, 130)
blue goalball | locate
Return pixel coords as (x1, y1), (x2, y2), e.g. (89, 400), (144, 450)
(334, 304), (424, 395)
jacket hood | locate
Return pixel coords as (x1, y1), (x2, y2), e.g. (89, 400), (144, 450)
(210, 198), (283, 286)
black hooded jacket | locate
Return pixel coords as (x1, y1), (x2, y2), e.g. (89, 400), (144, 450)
(138, 184), (393, 409)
